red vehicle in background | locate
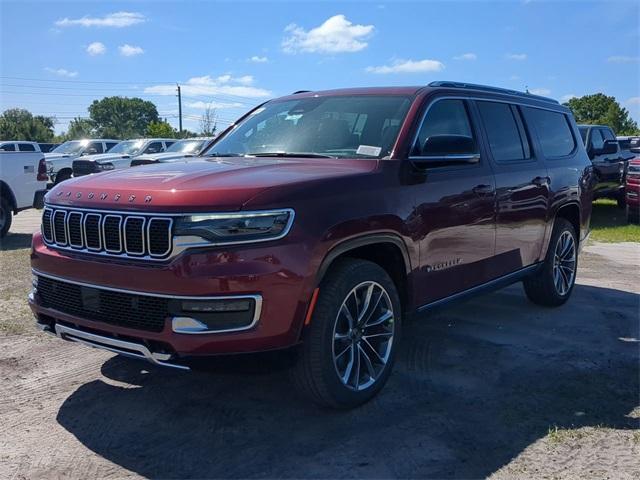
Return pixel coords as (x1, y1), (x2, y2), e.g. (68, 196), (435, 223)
(626, 158), (640, 223)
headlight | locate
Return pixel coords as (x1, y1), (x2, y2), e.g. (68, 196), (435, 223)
(174, 209), (294, 245)
(96, 163), (115, 171)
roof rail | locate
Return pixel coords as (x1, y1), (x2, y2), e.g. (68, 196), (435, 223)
(428, 81), (559, 104)
(292, 90), (312, 95)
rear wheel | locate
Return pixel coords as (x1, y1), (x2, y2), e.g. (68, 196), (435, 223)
(524, 219), (578, 307)
(0, 196), (12, 238)
(55, 169), (72, 184)
(291, 259), (401, 409)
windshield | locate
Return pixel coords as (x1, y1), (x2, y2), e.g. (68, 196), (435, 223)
(208, 95), (412, 159)
(51, 141), (87, 154)
(109, 140), (144, 155)
(166, 139), (205, 154)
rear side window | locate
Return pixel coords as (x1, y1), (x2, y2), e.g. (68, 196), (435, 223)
(528, 109), (576, 157)
(414, 99), (476, 156)
(0, 143), (16, 151)
(477, 101), (530, 161)
(18, 143), (36, 152)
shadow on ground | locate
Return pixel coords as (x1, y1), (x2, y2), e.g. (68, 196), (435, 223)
(0, 233), (32, 251)
(56, 283), (639, 478)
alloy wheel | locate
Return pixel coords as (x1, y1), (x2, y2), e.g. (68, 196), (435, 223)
(332, 281), (395, 391)
(553, 231), (576, 296)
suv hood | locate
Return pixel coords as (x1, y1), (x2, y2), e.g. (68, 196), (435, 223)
(75, 152), (132, 163)
(134, 152), (195, 163)
(45, 152), (77, 161)
(46, 157), (378, 212)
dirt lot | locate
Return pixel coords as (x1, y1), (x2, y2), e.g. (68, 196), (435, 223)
(1, 210), (639, 479)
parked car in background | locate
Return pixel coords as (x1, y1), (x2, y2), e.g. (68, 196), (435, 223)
(31, 82), (592, 408)
(38, 143), (60, 153)
(72, 138), (175, 176)
(0, 141), (47, 237)
(617, 135), (640, 154)
(625, 158), (640, 223)
(131, 137), (215, 166)
(578, 125), (635, 208)
(45, 139), (119, 184)
(0, 140), (42, 152)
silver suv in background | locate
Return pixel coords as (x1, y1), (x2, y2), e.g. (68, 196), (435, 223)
(72, 138), (176, 177)
(45, 139), (119, 184)
(131, 137), (215, 166)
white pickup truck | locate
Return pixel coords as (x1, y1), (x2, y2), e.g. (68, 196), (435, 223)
(45, 139), (120, 184)
(0, 141), (48, 237)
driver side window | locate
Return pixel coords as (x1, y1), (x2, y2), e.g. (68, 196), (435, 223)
(414, 99), (477, 156)
(590, 129), (604, 150)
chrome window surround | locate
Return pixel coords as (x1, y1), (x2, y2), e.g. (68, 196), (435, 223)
(33, 268), (263, 335)
(41, 204), (295, 262)
(408, 95), (578, 163)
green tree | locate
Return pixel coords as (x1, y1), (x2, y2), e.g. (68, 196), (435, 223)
(0, 108), (56, 141)
(564, 93), (639, 135)
(88, 96), (159, 139)
(146, 120), (176, 138)
(64, 117), (97, 140)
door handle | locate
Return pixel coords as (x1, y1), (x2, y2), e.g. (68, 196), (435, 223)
(532, 176), (550, 186)
(472, 184), (494, 196)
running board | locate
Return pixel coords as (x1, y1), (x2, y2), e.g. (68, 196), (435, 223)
(417, 263), (541, 313)
(54, 323), (190, 371)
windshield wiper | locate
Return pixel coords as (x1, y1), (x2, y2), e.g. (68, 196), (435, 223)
(248, 152), (337, 159)
(206, 152), (246, 157)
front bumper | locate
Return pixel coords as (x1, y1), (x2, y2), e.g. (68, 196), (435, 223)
(30, 231), (316, 358)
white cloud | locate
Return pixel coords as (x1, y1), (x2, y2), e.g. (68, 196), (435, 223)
(145, 75), (271, 99)
(506, 53), (527, 61)
(119, 44), (144, 56)
(44, 67), (78, 78)
(627, 97), (640, 105)
(249, 56), (269, 63)
(86, 41), (106, 56)
(55, 11), (146, 28)
(186, 100), (245, 110)
(560, 93), (577, 103)
(282, 14), (374, 54)
(453, 53), (477, 61)
(366, 58), (444, 74)
(529, 88), (551, 96)
(607, 55), (639, 63)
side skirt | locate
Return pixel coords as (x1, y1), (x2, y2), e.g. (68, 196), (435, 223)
(416, 263), (542, 314)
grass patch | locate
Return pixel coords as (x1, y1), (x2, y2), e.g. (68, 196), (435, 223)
(0, 245), (36, 336)
(547, 425), (586, 445)
(589, 199), (640, 243)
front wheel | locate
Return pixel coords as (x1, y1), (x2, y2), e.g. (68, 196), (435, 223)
(0, 197), (12, 238)
(291, 259), (401, 409)
(523, 219), (578, 307)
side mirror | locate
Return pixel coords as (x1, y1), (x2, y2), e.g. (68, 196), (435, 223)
(600, 139), (618, 155)
(410, 135), (480, 169)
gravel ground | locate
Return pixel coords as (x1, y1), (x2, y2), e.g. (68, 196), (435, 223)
(0, 210), (638, 479)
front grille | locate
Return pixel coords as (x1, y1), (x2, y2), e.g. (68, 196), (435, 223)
(72, 160), (99, 177)
(42, 206), (173, 259)
(37, 276), (169, 332)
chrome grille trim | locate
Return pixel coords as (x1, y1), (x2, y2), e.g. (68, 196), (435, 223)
(42, 205), (173, 261)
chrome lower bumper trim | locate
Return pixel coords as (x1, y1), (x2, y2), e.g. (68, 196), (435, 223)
(54, 323), (190, 371)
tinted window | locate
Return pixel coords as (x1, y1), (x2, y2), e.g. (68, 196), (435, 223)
(590, 129), (604, 150)
(578, 127), (588, 143)
(164, 141), (175, 149)
(600, 128), (615, 141)
(415, 99), (476, 155)
(86, 142), (104, 154)
(18, 143), (36, 151)
(478, 101), (530, 161)
(0, 143), (16, 151)
(528, 109), (575, 157)
(144, 142), (163, 154)
(105, 142), (118, 151)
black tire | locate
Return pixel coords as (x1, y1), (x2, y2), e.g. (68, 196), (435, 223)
(291, 258), (401, 409)
(616, 194), (626, 209)
(55, 169), (72, 184)
(0, 196), (12, 238)
(523, 219), (578, 307)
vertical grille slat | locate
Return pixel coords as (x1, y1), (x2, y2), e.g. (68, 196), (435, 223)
(41, 207), (173, 260)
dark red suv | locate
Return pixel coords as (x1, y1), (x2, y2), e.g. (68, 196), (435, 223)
(30, 82), (593, 408)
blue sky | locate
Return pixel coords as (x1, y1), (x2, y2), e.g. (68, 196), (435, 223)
(1, 0), (639, 134)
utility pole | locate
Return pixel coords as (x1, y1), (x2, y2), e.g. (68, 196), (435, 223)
(176, 84), (183, 135)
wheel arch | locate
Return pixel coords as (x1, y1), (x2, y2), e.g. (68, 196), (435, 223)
(554, 202), (581, 243)
(0, 180), (18, 212)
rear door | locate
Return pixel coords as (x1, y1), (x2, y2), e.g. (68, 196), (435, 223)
(474, 100), (550, 273)
(589, 128), (624, 192)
